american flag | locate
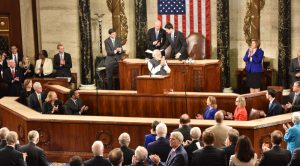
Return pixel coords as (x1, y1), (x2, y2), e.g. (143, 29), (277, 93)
(158, 0), (211, 58)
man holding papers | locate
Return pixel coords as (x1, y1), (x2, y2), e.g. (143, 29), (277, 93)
(148, 50), (171, 75)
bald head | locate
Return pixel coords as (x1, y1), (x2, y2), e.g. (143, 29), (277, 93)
(92, 141), (104, 156)
(179, 114), (190, 125)
(154, 20), (162, 30)
(214, 111), (224, 123)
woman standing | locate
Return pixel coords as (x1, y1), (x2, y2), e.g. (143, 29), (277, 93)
(243, 39), (264, 93)
(35, 50), (53, 77)
(20, 56), (34, 79)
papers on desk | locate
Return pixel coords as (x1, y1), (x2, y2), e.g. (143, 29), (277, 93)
(56, 77), (72, 82)
(145, 49), (164, 54)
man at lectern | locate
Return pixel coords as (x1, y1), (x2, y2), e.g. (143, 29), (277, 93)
(148, 49), (171, 75)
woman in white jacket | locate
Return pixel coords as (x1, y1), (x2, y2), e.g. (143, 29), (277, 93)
(35, 50), (53, 77)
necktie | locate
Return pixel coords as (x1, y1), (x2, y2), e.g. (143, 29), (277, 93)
(155, 30), (159, 40)
(269, 102), (272, 109)
(14, 54), (17, 64)
(38, 94), (43, 109)
(166, 150), (176, 165)
(11, 68), (15, 78)
(293, 93), (298, 105)
(60, 54), (63, 60)
(112, 39), (115, 47)
(171, 33), (174, 42)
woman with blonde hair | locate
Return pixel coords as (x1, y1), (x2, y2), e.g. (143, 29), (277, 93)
(226, 96), (248, 121)
(18, 79), (33, 105)
(196, 96), (217, 120)
(20, 56), (34, 79)
(42, 91), (64, 114)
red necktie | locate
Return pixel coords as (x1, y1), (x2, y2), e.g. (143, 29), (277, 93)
(11, 69), (15, 78)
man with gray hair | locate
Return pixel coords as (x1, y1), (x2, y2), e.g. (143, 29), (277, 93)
(150, 131), (188, 166)
(84, 140), (110, 166)
(283, 112), (300, 152)
(205, 111), (232, 148)
(131, 146), (148, 166)
(28, 81), (47, 112)
(147, 122), (171, 162)
(148, 49), (171, 75)
(19, 130), (48, 166)
(184, 127), (203, 166)
(0, 127), (9, 149)
(0, 131), (26, 165)
(118, 132), (134, 165)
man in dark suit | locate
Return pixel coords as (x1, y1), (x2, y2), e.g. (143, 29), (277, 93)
(161, 23), (188, 60)
(104, 28), (123, 90)
(53, 43), (72, 77)
(131, 146), (149, 166)
(222, 128), (239, 166)
(184, 127), (203, 166)
(146, 20), (166, 59)
(84, 141), (110, 166)
(289, 50), (300, 86)
(3, 59), (23, 96)
(174, 114), (192, 142)
(283, 81), (300, 112)
(9, 45), (23, 67)
(64, 89), (88, 115)
(28, 82), (47, 113)
(261, 88), (283, 117)
(192, 130), (227, 166)
(259, 130), (291, 166)
(150, 131), (188, 166)
(0, 131), (26, 166)
(147, 122), (171, 162)
(118, 132), (134, 165)
(19, 130), (48, 166)
(0, 127), (9, 149)
(290, 147), (300, 166)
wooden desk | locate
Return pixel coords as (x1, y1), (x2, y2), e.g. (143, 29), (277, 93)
(0, 97), (289, 162)
(119, 59), (221, 92)
(46, 85), (269, 119)
(137, 75), (172, 94)
(32, 77), (71, 88)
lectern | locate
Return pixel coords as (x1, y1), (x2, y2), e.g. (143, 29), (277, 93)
(136, 75), (172, 94)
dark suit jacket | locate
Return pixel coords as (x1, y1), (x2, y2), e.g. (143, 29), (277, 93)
(121, 146), (134, 165)
(64, 98), (84, 115)
(0, 139), (7, 149)
(259, 145), (291, 166)
(3, 67), (24, 96)
(289, 57), (300, 86)
(174, 125), (191, 141)
(162, 30), (188, 60)
(146, 28), (166, 58)
(104, 37), (123, 66)
(222, 143), (236, 166)
(158, 145), (188, 166)
(147, 137), (171, 162)
(28, 92), (47, 113)
(243, 48), (264, 73)
(84, 156), (111, 166)
(287, 92), (300, 112)
(0, 146), (26, 166)
(53, 52), (72, 77)
(42, 100), (64, 114)
(267, 99), (283, 116)
(19, 142), (48, 166)
(184, 140), (203, 166)
(192, 146), (226, 166)
(290, 147), (300, 166)
(131, 161), (149, 166)
(18, 89), (34, 106)
(9, 52), (23, 67)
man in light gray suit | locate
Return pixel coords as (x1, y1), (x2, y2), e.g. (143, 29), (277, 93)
(104, 28), (123, 90)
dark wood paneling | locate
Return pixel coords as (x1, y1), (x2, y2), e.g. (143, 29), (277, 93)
(0, 0), (23, 52)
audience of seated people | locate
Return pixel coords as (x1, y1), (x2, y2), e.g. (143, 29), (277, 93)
(144, 120), (160, 148)
(64, 89), (88, 115)
(196, 96), (218, 120)
(118, 132), (135, 165)
(174, 113), (192, 141)
(206, 111), (232, 148)
(2, 111), (300, 165)
(20, 56), (34, 79)
(18, 78), (33, 105)
(28, 81), (47, 112)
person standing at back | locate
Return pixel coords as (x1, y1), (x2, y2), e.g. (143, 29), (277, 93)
(53, 43), (72, 77)
(146, 20), (166, 59)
